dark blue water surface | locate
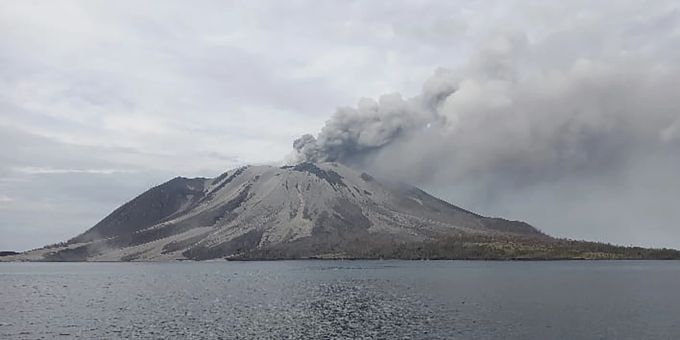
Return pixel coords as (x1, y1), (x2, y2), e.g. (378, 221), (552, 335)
(1, 260), (679, 339)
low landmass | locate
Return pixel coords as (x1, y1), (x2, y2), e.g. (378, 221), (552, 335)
(228, 233), (680, 260)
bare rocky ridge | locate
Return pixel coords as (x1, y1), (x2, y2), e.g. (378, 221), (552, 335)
(4, 162), (679, 261)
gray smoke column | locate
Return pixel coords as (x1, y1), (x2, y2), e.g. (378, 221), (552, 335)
(292, 67), (457, 165)
(290, 32), (680, 247)
(291, 33), (680, 185)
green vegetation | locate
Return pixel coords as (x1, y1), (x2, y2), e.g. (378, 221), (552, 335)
(233, 233), (680, 260)
(375, 235), (680, 260)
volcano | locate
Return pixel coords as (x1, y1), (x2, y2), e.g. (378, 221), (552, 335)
(6, 162), (679, 261)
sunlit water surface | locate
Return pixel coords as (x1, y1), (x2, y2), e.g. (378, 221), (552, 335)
(1, 261), (679, 339)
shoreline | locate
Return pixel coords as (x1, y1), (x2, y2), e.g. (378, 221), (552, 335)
(2, 257), (679, 263)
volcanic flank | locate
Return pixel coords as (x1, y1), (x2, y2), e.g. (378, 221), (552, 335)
(5, 162), (679, 261)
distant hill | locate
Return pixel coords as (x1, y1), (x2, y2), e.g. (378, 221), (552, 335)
(3, 162), (679, 261)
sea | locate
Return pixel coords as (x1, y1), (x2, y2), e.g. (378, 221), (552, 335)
(1, 260), (678, 339)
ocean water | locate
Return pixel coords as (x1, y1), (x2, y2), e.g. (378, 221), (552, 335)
(1, 260), (679, 339)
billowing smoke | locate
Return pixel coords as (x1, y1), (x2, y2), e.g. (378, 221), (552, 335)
(290, 32), (680, 247)
(292, 34), (679, 184)
(292, 72), (453, 165)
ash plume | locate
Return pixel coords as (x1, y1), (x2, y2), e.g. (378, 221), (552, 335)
(292, 33), (680, 184)
(291, 68), (457, 166)
(290, 32), (680, 247)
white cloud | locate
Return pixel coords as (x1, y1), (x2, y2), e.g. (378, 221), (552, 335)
(12, 167), (137, 175)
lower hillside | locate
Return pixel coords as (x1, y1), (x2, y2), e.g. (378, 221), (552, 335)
(230, 234), (680, 260)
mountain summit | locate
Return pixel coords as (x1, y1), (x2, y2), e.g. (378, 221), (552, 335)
(6, 162), (679, 261)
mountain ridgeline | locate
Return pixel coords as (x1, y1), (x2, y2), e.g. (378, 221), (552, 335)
(5, 162), (680, 261)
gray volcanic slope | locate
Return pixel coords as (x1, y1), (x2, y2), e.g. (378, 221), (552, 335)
(9, 162), (543, 261)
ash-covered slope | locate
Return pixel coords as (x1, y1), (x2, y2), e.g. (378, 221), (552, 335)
(10, 162), (545, 261)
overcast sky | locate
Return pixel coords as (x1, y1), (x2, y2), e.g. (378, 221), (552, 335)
(2, 1), (679, 251)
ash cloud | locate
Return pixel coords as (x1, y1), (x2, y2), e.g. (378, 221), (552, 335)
(292, 34), (680, 184)
(292, 67), (457, 165)
(291, 32), (680, 247)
